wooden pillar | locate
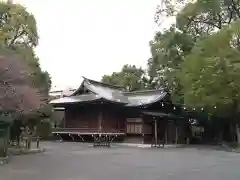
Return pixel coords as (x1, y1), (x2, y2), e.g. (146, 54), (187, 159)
(175, 126), (178, 144)
(142, 117), (144, 144)
(154, 118), (158, 146)
(98, 111), (103, 132)
(63, 111), (66, 128)
(165, 122), (168, 144)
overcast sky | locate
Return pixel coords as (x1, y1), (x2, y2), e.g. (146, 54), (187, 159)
(14, 0), (170, 90)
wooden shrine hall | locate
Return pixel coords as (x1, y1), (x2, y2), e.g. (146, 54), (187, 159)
(50, 77), (188, 145)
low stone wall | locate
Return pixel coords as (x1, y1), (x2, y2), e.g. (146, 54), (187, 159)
(0, 156), (9, 165)
(8, 147), (45, 156)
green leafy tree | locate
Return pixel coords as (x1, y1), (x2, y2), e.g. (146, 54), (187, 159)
(146, 1), (196, 102)
(0, 1), (52, 141)
(102, 64), (146, 91)
(180, 20), (240, 112)
(176, 0), (240, 37)
(147, 26), (194, 102)
(15, 47), (52, 94)
(171, 0), (240, 109)
(179, 20), (240, 141)
(0, 1), (51, 94)
(163, 0), (240, 141)
(150, 0), (240, 104)
(154, 0), (191, 26)
(0, 2), (38, 48)
(146, 0), (240, 142)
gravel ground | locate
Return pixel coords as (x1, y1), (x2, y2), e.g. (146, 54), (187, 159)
(1, 141), (240, 180)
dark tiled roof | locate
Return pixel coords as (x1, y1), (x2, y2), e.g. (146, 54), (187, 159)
(83, 77), (129, 104)
(70, 77), (124, 97)
(50, 93), (100, 104)
(50, 77), (167, 106)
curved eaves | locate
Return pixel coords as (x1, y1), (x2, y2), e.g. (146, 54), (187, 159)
(49, 94), (100, 105)
(126, 92), (167, 107)
(69, 82), (84, 96)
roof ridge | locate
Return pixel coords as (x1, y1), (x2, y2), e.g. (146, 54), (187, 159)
(82, 76), (124, 90)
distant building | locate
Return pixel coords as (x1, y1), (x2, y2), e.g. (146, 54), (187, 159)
(49, 88), (76, 127)
(49, 88), (76, 99)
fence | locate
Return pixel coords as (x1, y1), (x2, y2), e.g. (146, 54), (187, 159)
(0, 121), (11, 157)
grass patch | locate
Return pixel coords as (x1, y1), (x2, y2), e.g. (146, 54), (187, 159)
(226, 142), (239, 149)
(224, 142), (240, 153)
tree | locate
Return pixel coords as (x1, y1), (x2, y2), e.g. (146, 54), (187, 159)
(0, 1), (38, 48)
(171, 0), (240, 109)
(154, 0), (191, 26)
(150, 0), (240, 103)
(0, 50), (43, 115)
(180, 20), (240, 110)
(36, 119), (52, 139)
(160, 0), (240, 142)
(178, 20), (240, 141)
(0, 49), (46, 145)
(102, 64), (146, 91)
(0, 1), (51, 94)
(0, 0), (52, 119)
(0, 1), (51, 144)
(176, 0), (240, 37)
(147, 25), (194, 102)
(146, 1), (197, 102)
(15, 46), (52, 94)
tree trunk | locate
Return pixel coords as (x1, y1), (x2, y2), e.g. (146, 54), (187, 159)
(175, 126), (178, 144)
(236, 124), (240, 143)
(232, 100), (239, 143)
(219, 127), (223, 142)
(165, 124), (168, 144)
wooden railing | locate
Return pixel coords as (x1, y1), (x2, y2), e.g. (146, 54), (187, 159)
(52, 127), (125, 133)
(53, 127), (98, 133)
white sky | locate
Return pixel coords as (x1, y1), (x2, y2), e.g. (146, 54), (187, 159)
(13, 0), (170, 90)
